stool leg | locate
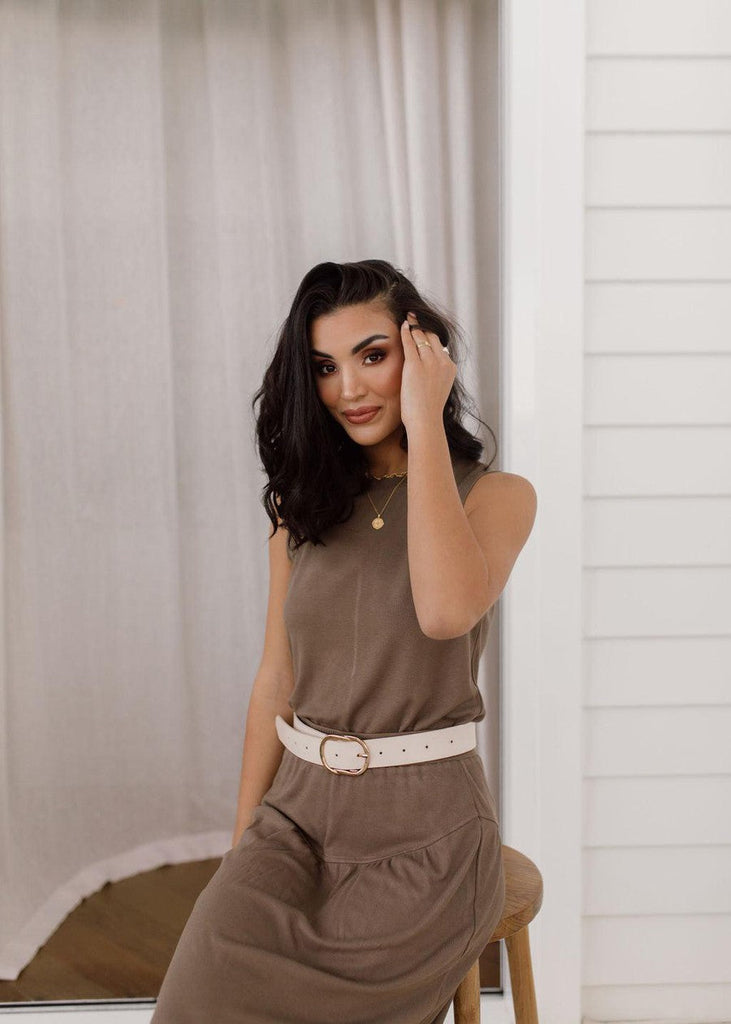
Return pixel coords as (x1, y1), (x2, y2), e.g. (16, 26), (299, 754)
(505, 926), (538, 1024)
(452, 958), (480, 1024)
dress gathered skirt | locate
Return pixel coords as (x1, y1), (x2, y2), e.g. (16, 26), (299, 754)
(150, 455), (506, 1024)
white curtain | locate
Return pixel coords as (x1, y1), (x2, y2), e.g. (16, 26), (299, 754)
(0, 0), (499, 982)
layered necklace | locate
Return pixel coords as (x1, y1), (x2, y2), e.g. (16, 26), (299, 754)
(365, 468), (407, 530)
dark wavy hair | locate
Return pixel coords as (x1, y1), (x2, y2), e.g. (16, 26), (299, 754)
(251, 259), (497, 556)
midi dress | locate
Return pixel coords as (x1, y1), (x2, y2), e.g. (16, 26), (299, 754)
(150, 452), (506, 1024)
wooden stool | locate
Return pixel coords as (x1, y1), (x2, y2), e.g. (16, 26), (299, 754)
(452, 844), (543, 1024)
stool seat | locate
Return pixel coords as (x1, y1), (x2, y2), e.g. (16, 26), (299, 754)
(490, 844), (543, 941)
(452, 844), (543, 1024)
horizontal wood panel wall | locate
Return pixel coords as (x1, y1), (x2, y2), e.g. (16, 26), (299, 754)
(583, 1), (731, 1019)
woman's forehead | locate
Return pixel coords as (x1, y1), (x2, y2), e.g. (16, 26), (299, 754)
(310, 303), (395, 353)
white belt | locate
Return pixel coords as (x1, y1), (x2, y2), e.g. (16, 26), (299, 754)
(275, 712), (477, 775)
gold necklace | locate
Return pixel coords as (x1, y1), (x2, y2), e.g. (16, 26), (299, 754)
(369, 469), (407, 479)
(365, 472), (407, 529)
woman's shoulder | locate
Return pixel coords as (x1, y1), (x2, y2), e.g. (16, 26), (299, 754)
(450, 453), (536, 509)
(461, 464), (538, 520)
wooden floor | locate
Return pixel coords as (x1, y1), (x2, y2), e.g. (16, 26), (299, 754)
(0, 858), (221, 1004)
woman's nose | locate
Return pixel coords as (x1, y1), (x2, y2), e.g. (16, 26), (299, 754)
(339, 368), (365, 398)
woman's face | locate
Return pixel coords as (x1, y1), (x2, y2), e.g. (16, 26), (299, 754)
(309, 301), (405, 448)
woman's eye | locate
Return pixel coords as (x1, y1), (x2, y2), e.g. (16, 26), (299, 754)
(315, 350), (385, 376)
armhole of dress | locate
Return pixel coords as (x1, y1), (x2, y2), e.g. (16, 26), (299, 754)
(457, 462), (490, 505)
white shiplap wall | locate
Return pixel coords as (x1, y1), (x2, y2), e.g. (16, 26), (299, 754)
(584, 1), (731, 1020)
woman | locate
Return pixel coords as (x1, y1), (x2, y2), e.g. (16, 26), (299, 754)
(151, 259), (536, 1024)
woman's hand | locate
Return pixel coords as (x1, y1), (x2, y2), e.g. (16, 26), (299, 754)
(398, 311), (456, 432)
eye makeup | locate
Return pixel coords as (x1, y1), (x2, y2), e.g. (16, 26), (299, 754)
(312, 348), (387, 376)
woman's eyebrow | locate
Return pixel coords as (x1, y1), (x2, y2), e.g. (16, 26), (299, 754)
(310, 334), (390, 359)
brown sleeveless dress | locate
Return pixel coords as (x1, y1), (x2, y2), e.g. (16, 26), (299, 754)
(150, 453), (506, 1024)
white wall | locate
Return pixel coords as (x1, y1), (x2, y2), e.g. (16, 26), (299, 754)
(583, 1), (731, 1020)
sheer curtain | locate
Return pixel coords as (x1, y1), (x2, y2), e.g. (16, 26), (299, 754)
(0, 0), (499, 981)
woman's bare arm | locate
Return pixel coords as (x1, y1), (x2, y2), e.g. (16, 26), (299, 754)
(231, 518), (295, 847)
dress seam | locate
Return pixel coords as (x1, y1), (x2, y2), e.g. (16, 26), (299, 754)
(420, 816), (490, 1022)
(304, 813), (483, 865)
(458, 758), (499, 826)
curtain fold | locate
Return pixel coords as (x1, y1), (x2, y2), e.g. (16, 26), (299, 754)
(0, 0), (499, 983)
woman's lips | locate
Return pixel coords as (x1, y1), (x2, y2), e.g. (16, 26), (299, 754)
(344, 407), (380, 424)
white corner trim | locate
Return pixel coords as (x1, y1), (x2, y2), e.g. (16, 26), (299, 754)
(499, 1), (584, 1024)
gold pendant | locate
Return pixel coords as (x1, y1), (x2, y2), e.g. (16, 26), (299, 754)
(371, 516), (385, 530)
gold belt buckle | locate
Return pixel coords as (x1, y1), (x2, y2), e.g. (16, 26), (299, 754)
(319, 733), (371, 775)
